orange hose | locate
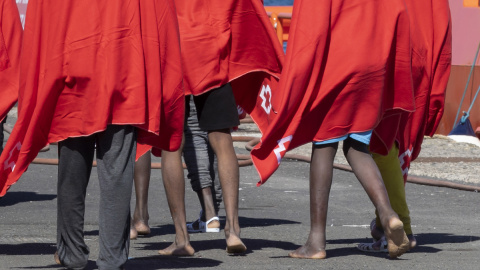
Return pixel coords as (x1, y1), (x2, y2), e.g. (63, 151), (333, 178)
(17, 133), (480, 192)
(240, 135), (480, 192)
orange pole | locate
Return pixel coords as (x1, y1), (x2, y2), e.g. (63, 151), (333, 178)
(269, 13), (283, 44)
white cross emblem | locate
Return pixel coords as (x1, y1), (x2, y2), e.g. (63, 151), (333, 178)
(398, 147), (412, 176)
(4, 142), (22, 172)
(260, 85), (272, 114)
(274, 135), (292, 164)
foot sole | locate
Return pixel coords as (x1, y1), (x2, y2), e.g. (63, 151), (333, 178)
(226, 243), (247, 254)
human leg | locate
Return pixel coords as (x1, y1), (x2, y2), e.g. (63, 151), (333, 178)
(289, 143), (337, 259)
(212, 161), (223, 213)
(192, 149), (220, 231)
(208, 129), (245, 253)
(158, 147), (195, 256)
(193, 83), (244, 252)
(342, 138), (409, 258)
(57, 135), (95, 269)
(185, 191), (221, 234)
(198, 185), (220, 222)
(372, 144), (416, 248)
(95, 125), (135, 269)
(184, 96), (220, 232)
(131, 150), (152, 239)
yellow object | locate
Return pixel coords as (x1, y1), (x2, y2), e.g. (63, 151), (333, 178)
(371, 144), (413, 235)
(464, 0), (480, 7)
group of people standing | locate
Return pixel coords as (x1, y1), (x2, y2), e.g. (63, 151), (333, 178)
(0, 0), (451, 270)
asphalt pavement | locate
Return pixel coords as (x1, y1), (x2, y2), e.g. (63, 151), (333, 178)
(0, 139), (479, 270)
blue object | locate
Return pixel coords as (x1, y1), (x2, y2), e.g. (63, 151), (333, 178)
(264, 0), (294, 6)
(449, 113), (476, 137)
(453, 42), (480, 129)
(313, 131), (373, 145)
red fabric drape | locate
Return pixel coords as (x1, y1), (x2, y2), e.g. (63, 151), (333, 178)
(390, 0), (452, 180)
(0, 0), (22, 122)
(140, 0), (285, 156)
(0, 0), (184, 196)
(175, 0), (283, 97)
(251, 0), (416, 185)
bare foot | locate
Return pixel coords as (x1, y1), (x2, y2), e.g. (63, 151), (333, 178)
(384, 217), (410, 258)
(288, 245), (326, 259)
(407, 234), (417, 249)
(40, 144), (50, 152)
(54, 252), (61, 265)
(226, 234), (247, 254)
(133, 220), (150, 235)
(158, 242), (195, 256)
(225, 227), (246, 254)
(130, 226), (138, 240)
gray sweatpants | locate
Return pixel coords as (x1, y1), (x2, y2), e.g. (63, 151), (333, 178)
(183, 97), (223, 212)
(57, 125), (135, 270)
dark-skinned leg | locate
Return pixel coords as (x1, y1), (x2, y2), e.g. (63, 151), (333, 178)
(130, 150), (152, 239)
(183, 109), (220, 231)
(198, 187), (220, 225)
(197, 147), (220, 224)
(158, 147), (194, 256)
(208, 129), (246, 253)
(342, 138), (409, 258)
(289, 143), (337, 259)
(187, 186), (220, 232)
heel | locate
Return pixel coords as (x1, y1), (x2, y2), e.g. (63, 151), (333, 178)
(204, 216), (220, 233)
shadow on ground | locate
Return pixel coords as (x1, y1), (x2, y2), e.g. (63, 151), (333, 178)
(322, 232), (480, 258)
(0, 191), (56, 207)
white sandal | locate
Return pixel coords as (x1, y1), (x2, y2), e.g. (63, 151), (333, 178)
(357, 237), (388, 253)
(187, 211), (220, 233)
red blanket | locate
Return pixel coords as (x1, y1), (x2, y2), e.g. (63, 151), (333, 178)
(0, 0), (184, 196)
(138, 0), (284, 157)
(174, 0), (284, 129)
(391, 0), (452, 180)
(250, 0), (416, 185)
(138, 0), (285, 157)
(0, 0), (22, 121)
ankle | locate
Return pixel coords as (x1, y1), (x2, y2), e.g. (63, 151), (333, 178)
(380, 214), (400, 231)
(207, 219), (220, 229)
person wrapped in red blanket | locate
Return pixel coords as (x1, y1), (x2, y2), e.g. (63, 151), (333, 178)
(153, 0), (284, 255)
(361, 0), (452, 253)
(0, 0), (22, 154)
(0, 1), (184, 269)
(250, 0), (415, 259)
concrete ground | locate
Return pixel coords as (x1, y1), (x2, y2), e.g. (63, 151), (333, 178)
(1, 137), (479, 269)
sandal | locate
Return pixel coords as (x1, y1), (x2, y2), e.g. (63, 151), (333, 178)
(187, 211), (220, 233)
(357, 236), (388, 253)
(370, 218), (384, 241)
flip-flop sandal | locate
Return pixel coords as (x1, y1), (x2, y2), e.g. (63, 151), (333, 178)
(187, 210), (220, 233)
(357, 237), (388, 253)
(370, 218), (385, 242)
